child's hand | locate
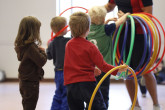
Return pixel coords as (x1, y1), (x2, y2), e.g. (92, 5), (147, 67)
(104, 18), (117, 24)
(94, 67), (101, 76)
(117, 64), (128, 73)
(109, 17), (118, 21)
(117, 10), (125, 18)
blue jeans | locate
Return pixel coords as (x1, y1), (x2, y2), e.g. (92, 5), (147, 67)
(157, 72), (165, 84)
(51, 70), (69, 110)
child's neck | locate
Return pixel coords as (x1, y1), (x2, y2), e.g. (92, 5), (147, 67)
(56, 33), (64, 37)
(79, 35), (86, 39)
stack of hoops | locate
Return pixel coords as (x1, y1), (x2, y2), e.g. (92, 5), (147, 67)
(113, 13), (165, 79)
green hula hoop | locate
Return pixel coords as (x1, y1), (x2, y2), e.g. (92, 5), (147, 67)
(113, 15), (135, 66)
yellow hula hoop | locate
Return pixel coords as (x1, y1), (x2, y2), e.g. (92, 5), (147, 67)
(88, 65), (138, 110)
(132, 14), (159, 75)
(140, 14), (159, 75)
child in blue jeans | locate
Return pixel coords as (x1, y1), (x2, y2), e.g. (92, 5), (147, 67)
(46, 16), (70, 110)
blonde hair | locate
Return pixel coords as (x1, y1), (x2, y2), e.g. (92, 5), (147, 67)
(69, 11), (90, 37)
(14, 16), (41, 46)
(88, 6), (107, 25)
(50, 16), (67, 33)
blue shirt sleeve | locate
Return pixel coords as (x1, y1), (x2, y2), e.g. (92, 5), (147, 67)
(46, 41), (54, 60)
(105, 23), (116, 36)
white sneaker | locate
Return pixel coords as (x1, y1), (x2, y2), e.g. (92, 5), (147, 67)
(142, 93), (146, 97)
(129, 106), (142, 110)
(153, 105), (162, 110)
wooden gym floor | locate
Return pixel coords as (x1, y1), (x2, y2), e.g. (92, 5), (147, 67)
(0, 82), (164, 110)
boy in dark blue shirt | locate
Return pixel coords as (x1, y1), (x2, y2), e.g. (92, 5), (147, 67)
(46, 16), (70, 110)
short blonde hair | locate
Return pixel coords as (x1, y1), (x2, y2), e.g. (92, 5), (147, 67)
(50, 16), (67, 33)
(14, 16), (41, 46)
(88, 6), (107, 25)
(69, 11), (90, 37)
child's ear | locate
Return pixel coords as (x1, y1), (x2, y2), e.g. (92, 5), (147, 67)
(52, 28), (56, 34)
(87, 28), (90, 33)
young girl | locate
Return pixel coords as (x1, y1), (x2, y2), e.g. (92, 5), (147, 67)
(14, 16), (47, 110)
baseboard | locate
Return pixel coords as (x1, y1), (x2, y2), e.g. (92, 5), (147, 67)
(1, 78), (124, 83)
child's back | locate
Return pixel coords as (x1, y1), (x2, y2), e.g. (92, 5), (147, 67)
(46, 16), (70, 110)
(47, 36), (70, 70)
(64, 11), (122, 110)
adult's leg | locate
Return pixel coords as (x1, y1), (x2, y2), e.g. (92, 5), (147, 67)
(143, 73), (159, 105)
(125, 79), (140, 107)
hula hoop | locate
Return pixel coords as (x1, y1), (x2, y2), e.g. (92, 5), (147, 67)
(118, 21), (128, 65)
(113, 13), (162, 78)
(113, 15), (135, 66)
(139, 14), (158, 74)
(115, 15), (151, 78)
(48, 6), (88, 43)
(132, 16), (148, 72)
(59, 6), (88, 16)
(131, 13), (163, 75)
(149, 17), (161, 65)
(133, 14), (159, 75)
(127, 14), (155, 78)
(141, 12), (165, 74)
(126, 15), (152, 78)
(88, 65), (138, 110)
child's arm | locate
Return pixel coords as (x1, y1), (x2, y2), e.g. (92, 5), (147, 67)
(46, 42), (53, 60)
(115, 11), (130, 28)
(104, 17), (117, 24)
(89, 45), (128, 75)
(28, 44), (47, 68)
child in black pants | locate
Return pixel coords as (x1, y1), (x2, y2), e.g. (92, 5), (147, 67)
(64, 11), (128, 110)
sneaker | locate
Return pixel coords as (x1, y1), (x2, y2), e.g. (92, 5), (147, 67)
(153, 105), (162, 110)
(142, 93), (146, 97)
(129, 106), (142, 110)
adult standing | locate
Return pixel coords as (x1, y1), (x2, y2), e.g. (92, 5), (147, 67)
(104, 0), (161, 110)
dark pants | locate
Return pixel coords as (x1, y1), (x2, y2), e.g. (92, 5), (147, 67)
(155, 72), (165, 84)
(51, 70), (69, 110)
(96, 72), (110, 109)
(66, 82), (107, 110)
(19, 80), (39, 110)
(138, 79), (147, 94)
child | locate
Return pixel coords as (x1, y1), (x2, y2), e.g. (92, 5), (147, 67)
(87, 6), (130, 108)
(154, 58), (165, 84)
(46, 16), (70, 110)
(64, 11), (128, 110)
(14, 16), (47, 110)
